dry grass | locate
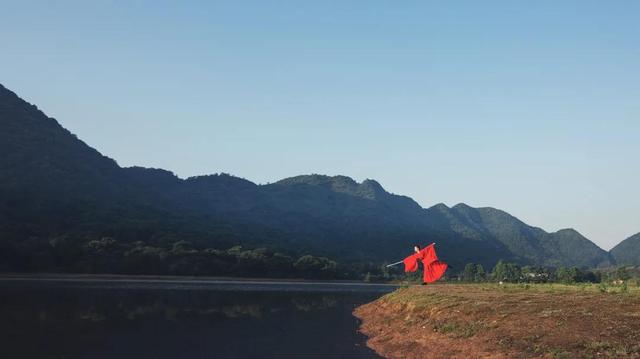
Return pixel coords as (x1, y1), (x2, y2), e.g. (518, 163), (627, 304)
(354, 283), (640, 359)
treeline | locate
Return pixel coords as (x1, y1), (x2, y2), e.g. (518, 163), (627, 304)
(4, 235), (637, 283)
(0, 236), (365, 279)
(457, 260), (635, 284)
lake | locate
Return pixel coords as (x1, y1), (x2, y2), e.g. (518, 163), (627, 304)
(0, 276), (396, 359)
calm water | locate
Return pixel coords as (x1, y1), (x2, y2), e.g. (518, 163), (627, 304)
(0, 277), (396, 359)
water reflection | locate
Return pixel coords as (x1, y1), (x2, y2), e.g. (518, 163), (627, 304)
(0, 280), (387, 358)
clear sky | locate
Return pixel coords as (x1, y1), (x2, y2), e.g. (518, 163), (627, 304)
(2, 1), (638, 250)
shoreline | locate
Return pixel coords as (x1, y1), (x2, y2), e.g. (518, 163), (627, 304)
(354, 284), (640, 358)
(0, 273), (398, 292)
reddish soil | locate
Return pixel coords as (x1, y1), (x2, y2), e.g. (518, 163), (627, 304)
(354, 284), (640, 359)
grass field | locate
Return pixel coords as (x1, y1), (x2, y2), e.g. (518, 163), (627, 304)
(354, 283), (640, 358)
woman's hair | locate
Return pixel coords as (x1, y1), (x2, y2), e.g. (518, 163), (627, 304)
(414, 245), (421, 250)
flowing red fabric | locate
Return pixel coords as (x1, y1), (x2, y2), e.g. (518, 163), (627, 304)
(403, 243), (448, 283)
(423, 260), (448, 283)
(402, 254), (420, 272)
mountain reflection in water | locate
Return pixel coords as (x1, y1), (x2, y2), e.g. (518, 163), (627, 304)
(0, 279), (391, 358)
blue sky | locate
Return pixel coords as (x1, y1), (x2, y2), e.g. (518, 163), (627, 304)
(2, 1), (638, 249)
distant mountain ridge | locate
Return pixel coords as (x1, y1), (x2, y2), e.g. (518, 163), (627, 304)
(433, 204), (610, 267)
(0, 83), (629, 273)
(610, 233), (640, 265)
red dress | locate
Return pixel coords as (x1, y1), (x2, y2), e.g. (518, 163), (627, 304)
(403, 243), (448, 283)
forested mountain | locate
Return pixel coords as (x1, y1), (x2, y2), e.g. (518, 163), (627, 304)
(0, 84), (622, 277)
(425, 204), (611, 268)
(610, 233), (640, 265)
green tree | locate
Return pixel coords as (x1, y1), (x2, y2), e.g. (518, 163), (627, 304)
(616, 267), (631, 281)
(463, 263), (477, 282)
(555, 266), (584, 284)
(379, 264), (391, 280)
(294, 255), (338, 279)
(474, 264), (486, 282)
(491, 260), (521, 282)
(555, 267), (569, 283)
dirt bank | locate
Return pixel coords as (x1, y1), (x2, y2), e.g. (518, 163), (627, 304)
(354, 284), (640, 358)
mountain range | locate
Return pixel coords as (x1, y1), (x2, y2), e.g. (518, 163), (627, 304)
(0, 83), (637, 275)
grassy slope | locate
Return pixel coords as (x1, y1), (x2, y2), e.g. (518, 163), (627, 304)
(354, 283), (640, 359)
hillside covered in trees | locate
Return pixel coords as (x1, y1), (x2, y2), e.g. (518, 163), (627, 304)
(0, 84), (631, 279)
(611, 233), (640, 266)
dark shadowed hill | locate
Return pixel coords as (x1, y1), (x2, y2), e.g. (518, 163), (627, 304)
(610, 233), (640, 265)
(0, 84), (617, 276)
